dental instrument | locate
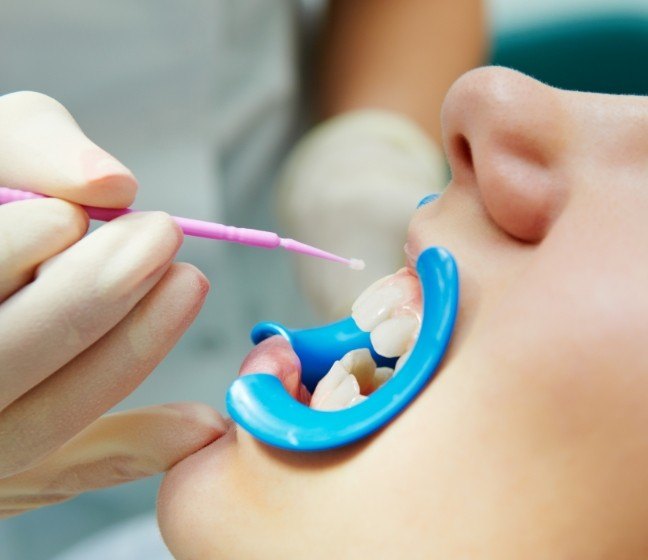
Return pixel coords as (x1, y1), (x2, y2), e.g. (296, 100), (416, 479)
(0, 186), (365, 269)
(227, 246), (459, 451)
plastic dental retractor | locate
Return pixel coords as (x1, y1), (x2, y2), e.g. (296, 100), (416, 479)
(226, 246), (459, 451)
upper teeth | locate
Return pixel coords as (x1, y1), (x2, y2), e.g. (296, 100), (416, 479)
(309, 269), (421, 411)
(351, 268), (421, 359)
(370, 314), (419, 358)
(351, 282), (404, 331)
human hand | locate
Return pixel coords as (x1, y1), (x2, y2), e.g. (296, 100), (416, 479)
(277, 109), (446, 321)
(0, 92), (226, 518)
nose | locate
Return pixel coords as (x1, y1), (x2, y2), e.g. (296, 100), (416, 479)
(441, 67), (567, 242)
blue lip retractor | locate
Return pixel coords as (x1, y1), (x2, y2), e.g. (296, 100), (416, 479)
(226, 246), (459, 451)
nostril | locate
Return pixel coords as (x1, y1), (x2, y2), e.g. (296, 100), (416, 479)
(457, 134), (473, 169)
(452, 134), (474, 175)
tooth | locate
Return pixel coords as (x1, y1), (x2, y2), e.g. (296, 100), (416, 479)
(340, 348), (376, 394)
(309, 361), (348, 409)
(395, 349), (412, 373)
(370, 314), (419, 358)
(373, 367), (394, 390)
(352, 283), (403, 331)
(351, 274), (390, 311)
(311, 372), (361, 411)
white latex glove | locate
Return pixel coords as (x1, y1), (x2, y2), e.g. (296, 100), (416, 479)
(277, 109), (447, 321)
(0, 92), (226, 518)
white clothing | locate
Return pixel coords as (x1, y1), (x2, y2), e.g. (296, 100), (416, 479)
(0, 2), (312, 559)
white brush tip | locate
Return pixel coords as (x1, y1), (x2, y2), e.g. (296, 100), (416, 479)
(349, 258), (366, 271)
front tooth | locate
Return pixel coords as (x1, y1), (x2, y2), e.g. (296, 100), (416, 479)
(352, 284), (403, 331)
(311, 372), (361, 411)
(370, 314), (419, 358)
(351, 274), (389, 311)
(340, 348), (376, 394)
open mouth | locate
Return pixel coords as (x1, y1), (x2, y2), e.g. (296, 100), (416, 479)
(310, 267), (423, 409)
(229, 246), (458, 450)
(237, 267), (424, 411)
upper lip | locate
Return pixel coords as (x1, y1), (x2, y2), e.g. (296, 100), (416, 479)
(403, 241), (421, 273)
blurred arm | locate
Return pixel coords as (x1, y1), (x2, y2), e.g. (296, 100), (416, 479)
(316, 0), (487, 145)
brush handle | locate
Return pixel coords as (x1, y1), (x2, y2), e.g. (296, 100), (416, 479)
(0, 187), (281, 249)
(0, 187), (46, 204)
(171, 216), (280, 248)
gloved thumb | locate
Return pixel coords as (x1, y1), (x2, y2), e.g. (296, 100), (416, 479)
(0, 403), (227, 519)
(0, 91), (137, 208)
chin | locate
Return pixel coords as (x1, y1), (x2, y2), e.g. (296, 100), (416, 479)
(157, 428), (237, 559)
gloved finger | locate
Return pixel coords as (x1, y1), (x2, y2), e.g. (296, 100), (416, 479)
(277, 109), (447, 321)
(0, 211), (183, 413)
(0, 91), (137, 208)
(0, 198), (88, 302)
(0, 262), (207, 477)
(0, 403), (227, 519)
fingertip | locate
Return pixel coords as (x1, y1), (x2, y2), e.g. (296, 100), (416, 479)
(54, 165), (138, 209)
(152, 210), (183, 237)
(163, 402), (229, 438)
(81, 148), (139, 208)
(0, 92), (139, 209)
(83, 173), (139, 208)
(126, 211), (184, 260)
(150, 211), (185, 258)
(71, 202), (90, 237)
(170, 262), (211, 302)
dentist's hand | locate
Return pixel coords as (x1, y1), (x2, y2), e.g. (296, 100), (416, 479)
(0, 92), (225, 518)
(277, 110), (446, 321)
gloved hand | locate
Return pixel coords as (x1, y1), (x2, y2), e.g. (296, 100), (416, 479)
(0, 92), (226, 518)
(277, 109), (446, 321)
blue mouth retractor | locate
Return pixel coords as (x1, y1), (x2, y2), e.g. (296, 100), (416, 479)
(226, 246), (459, 451)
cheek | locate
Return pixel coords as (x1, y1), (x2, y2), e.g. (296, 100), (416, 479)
(469, 262), (648, 453)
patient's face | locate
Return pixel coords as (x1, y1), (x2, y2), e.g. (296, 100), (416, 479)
(158, 68), (648, 559)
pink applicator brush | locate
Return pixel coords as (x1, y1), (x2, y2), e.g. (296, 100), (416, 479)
(0, 187), (365, 270)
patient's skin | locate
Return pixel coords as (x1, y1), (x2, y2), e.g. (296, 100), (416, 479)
(158, 68), (648, 559)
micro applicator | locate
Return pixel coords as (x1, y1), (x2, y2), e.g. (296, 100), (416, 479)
(0, 187), (365, 270)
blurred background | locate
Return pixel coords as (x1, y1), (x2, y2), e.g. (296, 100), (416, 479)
(1, 0), (646, 558)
